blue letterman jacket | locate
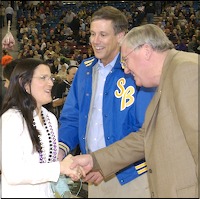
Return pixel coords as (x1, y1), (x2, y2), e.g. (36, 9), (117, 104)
(59, 55), (156, 185)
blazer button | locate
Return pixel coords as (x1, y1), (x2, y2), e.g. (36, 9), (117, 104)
(149, 169), (152, 173)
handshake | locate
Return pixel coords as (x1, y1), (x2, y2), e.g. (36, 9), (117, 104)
(59, 153), (103, 184)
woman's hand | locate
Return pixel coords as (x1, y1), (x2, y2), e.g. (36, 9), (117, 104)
(60, 154), (85, 181)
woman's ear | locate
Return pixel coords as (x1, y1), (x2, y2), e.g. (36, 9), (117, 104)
(24, 83), (30, 93)
(19, 77), (30, 93)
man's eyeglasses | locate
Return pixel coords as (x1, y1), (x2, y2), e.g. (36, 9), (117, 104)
(120, 48), (135, 69)
(120, 44), (144, 69)
(32, 75), (55, 83)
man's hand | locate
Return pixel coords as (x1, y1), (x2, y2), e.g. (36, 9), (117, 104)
(82, 171), (104, 185)
(70, 154), (94, 175)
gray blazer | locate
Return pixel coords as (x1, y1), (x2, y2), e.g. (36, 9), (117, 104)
(93, 49), (199, 198)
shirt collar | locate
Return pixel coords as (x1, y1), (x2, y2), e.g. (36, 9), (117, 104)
(97, 53), (119, 71)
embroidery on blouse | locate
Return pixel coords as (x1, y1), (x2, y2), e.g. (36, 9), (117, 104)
(33, 111), (57, 163)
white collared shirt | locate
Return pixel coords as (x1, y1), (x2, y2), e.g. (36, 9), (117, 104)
(86, 55), (118, 152)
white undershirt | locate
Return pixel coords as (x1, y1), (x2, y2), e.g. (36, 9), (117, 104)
(86, 55), (118, 152)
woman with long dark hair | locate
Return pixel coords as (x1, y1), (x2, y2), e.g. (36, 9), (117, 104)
(0, 58), (83, 198)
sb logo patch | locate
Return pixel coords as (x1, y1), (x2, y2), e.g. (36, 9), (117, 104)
(114, 78), (135, 111)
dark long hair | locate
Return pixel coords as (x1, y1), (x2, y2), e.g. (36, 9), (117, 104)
(0, 58), (48, 153)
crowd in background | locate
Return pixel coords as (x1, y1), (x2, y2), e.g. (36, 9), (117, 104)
(1, 1), (199, 70)
(13, 1), (200, 70)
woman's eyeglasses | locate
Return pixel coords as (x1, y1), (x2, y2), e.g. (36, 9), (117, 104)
(32, 75), (55, 83)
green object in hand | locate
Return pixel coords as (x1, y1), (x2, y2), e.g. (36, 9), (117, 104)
(51, 175), (71, 198)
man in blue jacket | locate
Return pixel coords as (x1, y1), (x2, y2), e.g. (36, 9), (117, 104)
(58, 6), (155, 198)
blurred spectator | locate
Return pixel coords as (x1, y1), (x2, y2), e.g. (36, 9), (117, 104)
(60, 42), (71, 57)
(54, 23), (62, 37)
(2, 59), (21, 89)
(145, 2), (155, 24)
(1, 59), (21, 109)
(48, 46), (55, 55)
(33, 50), (42, 59)
(63, 24), (73, 36)
(70, 15), (80, 42)
(64, 65), (78, 96)
(178, 12), (188, 28)
(77, 30), (90, 45)
(58, 57), (69, 71)
(71, 49), (82, 64)
(131, 3), (145, 27)
(175, 38), (188, 51)
(40, 38), (47, 52)
(5, 3), (14, 26)
(80, 18), (86, 31)
(45, 52), (55, 68)
(0, 3), (5, 28)
(39, 10), (46, 20)
(188, 35), (198, 52)
(51, 75), (66, 118)
(41, 18), (49, 30)
(69, 59), (79, 66)
(52, 65), (78, 118)
(85, 47), (94, 58)
(155, 1), (162, 16)
(64, 10), (76, 25)
(43, 50), (51, 61)
(57, 64), (67, 79)
(52, 75), (66, 100)
(51, 59), (60, 74)
(1, 50), (13, 68)
(33, 44), (43, 57)
(58, 30), (67, 42)
(26, 49), (34, 58)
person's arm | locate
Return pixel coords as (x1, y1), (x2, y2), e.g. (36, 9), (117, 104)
(58, 70), (80, 159)
(71, 128), (145, 179)
(92, 128), (145, 178)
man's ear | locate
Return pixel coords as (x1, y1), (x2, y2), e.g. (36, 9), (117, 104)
(143, 43), (153, 60)
(117, 31), (126, 44)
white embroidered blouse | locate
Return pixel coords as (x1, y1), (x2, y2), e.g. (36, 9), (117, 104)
(1, 107), (59, 198)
